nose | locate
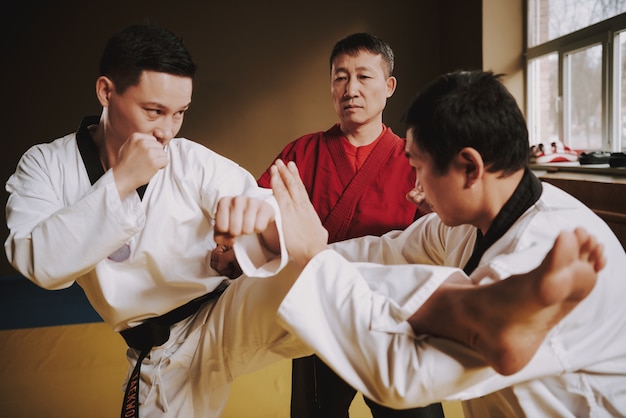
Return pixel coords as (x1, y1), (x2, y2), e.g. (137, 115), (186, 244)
(153, 119), (176, 144)
(344, 77), (359, 98)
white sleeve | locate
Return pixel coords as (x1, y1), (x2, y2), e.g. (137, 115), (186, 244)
(329, 213), (453, 267)
(4, 150), (144, 290)
(233, 195), (289, 278)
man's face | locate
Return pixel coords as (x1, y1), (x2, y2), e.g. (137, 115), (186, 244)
(106, 70), (193, 146)
(405, 131), (469, 227)
(331, 51), (395, 131)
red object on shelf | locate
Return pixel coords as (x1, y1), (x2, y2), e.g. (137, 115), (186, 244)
(530, 141), (580, 163)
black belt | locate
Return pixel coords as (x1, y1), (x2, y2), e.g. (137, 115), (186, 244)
(119, 280), (229, 418)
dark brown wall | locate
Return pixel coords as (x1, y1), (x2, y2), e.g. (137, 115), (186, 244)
(0, 0), (482, 276)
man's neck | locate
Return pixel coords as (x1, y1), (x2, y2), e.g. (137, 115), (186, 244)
(340, 121), (384, 147)
(88, 121), (121, 171)
(477, 170), (526, 234)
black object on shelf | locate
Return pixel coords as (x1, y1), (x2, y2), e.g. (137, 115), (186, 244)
(579, 151), (611, 165)
(610, 152), (626, 168)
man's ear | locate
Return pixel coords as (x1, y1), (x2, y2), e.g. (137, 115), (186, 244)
(95, 76), (114, 107)
(386, 76), (397, 98)
(457, 147), (484, 188)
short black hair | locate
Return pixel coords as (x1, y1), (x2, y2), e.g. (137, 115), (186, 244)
(330, 33), (394, 77)
(99, 23), (197, 93)
(404, 70), (529, 176)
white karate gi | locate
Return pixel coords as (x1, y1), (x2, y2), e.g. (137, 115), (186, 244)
(4, 129), (310, 416)
(268, 182), (626, 418)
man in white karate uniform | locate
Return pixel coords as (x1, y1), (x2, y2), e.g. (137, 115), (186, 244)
(4, 23), (312, 418)
(219, 70), (625, 417)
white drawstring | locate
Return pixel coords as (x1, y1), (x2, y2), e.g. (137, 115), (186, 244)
(143, 343), (178, 413)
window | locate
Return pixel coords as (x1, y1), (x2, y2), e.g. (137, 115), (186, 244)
(526, 0), (626, 152)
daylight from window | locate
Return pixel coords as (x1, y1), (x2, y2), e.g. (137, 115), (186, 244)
(529, 0), (626, 47)
(566, 44), (603, 150)
(527, 0), (626, 152)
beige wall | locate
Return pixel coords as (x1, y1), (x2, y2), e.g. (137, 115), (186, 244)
(483, 0), (525, 110)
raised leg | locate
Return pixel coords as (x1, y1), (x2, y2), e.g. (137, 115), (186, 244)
(408, 227), (605, 375)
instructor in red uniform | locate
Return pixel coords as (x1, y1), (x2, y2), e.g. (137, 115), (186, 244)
(257, 33), (442, 418)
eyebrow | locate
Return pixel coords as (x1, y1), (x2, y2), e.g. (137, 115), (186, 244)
(142, 101), (191, 111)
(333, 65), (376, 74)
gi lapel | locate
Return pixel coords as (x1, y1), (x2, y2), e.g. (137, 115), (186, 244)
(323, 128), (398, 242)
(463, 169), (543, 274)
(76, 116), (148, 199)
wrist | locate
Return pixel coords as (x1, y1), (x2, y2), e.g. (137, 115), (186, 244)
(112, 167), (136, 199)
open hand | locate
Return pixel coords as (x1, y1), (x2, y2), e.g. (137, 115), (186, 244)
(270, 159), (328, 268)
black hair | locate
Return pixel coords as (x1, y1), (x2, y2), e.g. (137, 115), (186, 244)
(99, 23), (197, 93)
(403, 70), (529, 176)
(330, 33), (394, 77)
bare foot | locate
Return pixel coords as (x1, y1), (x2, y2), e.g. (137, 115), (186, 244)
(409, 227), (605, 375)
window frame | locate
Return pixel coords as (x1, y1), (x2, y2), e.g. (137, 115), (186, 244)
(526, 10), (626, 152)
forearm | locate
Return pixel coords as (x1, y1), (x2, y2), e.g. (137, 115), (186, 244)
(231, 195), (291, 278)
(6, 175), (143, 288)
(259, 222), (280, 255)
(329, 228), (411, 264)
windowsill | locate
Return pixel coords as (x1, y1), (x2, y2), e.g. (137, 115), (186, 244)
(530, 162), (626, 184)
